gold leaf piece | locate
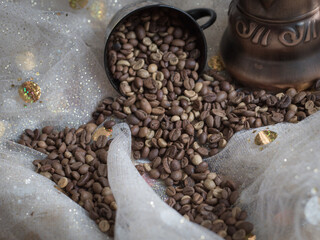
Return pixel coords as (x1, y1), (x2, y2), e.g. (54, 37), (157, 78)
(92, 127), (113, 141)
(254, 130), (277, 146)
(248, 235), (256, 240)
(208, 55), (225, 71)
(18, 81), (41, 103)
(69, 0), (89, 9)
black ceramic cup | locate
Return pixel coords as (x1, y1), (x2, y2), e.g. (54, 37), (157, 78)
(104, 2), (216, 94)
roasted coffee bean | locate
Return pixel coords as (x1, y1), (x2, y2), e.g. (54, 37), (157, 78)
(293, 91), (306, 103)
(171, 170), (182, 181)
(168, 106), (184, 116)
(271, 112), (284, 123)
(135, 25), (146, 40)
(134, 110), (148, 120)
(203, 93), (217, 102)
(149, 169), (160, 179)
(166, 186), (176, 197)
(170, 160), (181, 171)
(196, 147), (209, 157)
(77, 172), (90, 187)
(42, 126), (53, 135)
(232, 229), (246, 240)
(169, 128), (181, 141)
(104, 120), (116, 129)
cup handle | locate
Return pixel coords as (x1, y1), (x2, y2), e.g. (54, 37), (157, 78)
(186, 8), (217, 30)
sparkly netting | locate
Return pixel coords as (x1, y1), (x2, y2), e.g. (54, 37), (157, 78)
(0, 0), (319, 240)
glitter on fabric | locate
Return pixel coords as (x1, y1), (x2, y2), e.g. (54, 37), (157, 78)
(18, 81), (41, 103)
(15, 51), (36, 71)
(254, 130), (278, 146)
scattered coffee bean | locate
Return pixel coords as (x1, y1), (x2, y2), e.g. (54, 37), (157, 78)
(99, 220), (110, 232)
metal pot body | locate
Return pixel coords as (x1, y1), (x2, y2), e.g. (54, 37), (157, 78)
(221, 0), (320, 90)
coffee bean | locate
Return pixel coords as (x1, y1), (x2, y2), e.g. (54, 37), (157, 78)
(79, 164), (90, 175)
(229, 191), (239, 205)
(58, 177), (68, 188)
(97, 164), (108, 177)
(286, 88), (297, 97)
(86, 123), (97, 134)
(77, 172), (90, 187)
(232, 229), (246, 240)
(293, 91), (306, 103)
(149, 169), (160, 179)
(285, 110), (296, 121)
(104, 120), (116, 129)
(37, 141), (47, 149)
(271, 112), (284, 123)
(191, 173), (207, 181)
(135, 25), (146, 40)
(278, 95), (291, 108)
(208, 134), (221, 144)
(185, 59), (196, 69)
(99, 220), (110, 232)
(168, 106), (184, 116)
(42, 126), (53, 135)
(196, 162), (208, 173)
(134, 110), (148, 120)
(203, 93), (217, 102)
(216, 91), (228, 102)
(196, 147), (208, 157)
(166, 186), (176, 197)
(171, 170), (182, 181)
(169, 128), (181, 141)
(235, 221), (253, 234)
(168, 160), (180, 172)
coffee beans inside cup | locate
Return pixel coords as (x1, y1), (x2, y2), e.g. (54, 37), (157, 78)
(17, 7), (320, 240)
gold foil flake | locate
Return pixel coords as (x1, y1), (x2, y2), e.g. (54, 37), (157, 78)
(17, 77), (22, 81)
(69, 0), (89, 9)
(89, 1), (106, 20)
(19, 81), (41, 103)
(92, 127), (112, 141)
(254, 130), (277, 146)
(208, 55), (225, 71)
(247, 235), (256, 240)
(15, 51), (36, 71)
(0, 121), (5, 138)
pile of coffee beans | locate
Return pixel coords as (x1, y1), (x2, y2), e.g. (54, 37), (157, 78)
(106, 8), (202, 98)
(18, 8), (320, 240)
(19, 124), (117, 235)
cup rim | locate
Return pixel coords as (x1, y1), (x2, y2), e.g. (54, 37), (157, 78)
(104, 3), (208, 94)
